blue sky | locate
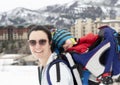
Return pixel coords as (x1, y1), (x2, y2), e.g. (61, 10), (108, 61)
(0, 0), (73, 13)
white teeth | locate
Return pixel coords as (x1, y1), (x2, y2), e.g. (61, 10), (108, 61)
(35, 51), (42, 53)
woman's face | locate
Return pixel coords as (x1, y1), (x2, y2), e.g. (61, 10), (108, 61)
(28, 30), (51, 59)
(62, 39), (74, 51)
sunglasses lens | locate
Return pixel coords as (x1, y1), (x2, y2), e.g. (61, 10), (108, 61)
(39, 39), (47, 45)
(28, 39), (47, 46)
(28, 40), (36, 46)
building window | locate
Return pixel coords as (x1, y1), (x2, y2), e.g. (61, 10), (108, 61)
(14, 33), (17, 40)
(91, 27), (94, 33)
(83, 27), (85, 36)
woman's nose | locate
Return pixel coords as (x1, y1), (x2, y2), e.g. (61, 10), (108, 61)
(35, 42), (41, 48)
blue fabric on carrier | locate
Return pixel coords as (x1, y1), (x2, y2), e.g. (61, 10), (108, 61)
(82, 70), (91, 85)
(72, 39), (110, 77)
(71, 26), (120, 77)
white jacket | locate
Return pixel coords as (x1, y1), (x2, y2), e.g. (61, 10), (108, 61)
(39, 52), (74, 85)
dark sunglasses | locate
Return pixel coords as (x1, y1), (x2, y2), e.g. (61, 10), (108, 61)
(28, 39), (47, 46)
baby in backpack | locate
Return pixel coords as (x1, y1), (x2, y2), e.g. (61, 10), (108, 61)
(52, 28), (99, 85)
(52, 26), (120, 85)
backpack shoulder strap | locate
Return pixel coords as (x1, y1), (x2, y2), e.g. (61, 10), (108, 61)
(47, 53), (83, 85)
(66, 53), (82, 85)
(47, 55), (68, 85)
(56, 62), (60, 82)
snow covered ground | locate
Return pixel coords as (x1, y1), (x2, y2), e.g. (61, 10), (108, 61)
(0, 54), (25, 65)
(0, 66), (39, 85)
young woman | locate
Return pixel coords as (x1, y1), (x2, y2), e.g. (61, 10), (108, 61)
(28, 25), (74, 85)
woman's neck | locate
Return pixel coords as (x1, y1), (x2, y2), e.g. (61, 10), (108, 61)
(39, 51), (52, 67)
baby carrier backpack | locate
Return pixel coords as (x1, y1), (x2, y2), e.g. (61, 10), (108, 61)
(46, 25), (120, 85)
(71, 26), (120, 84)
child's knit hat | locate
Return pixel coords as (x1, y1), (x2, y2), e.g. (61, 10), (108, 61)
(52, 29), (74, 54)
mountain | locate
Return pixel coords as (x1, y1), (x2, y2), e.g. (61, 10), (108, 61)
(0, 7), (46, 26)
(0, 0), (120, 28)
